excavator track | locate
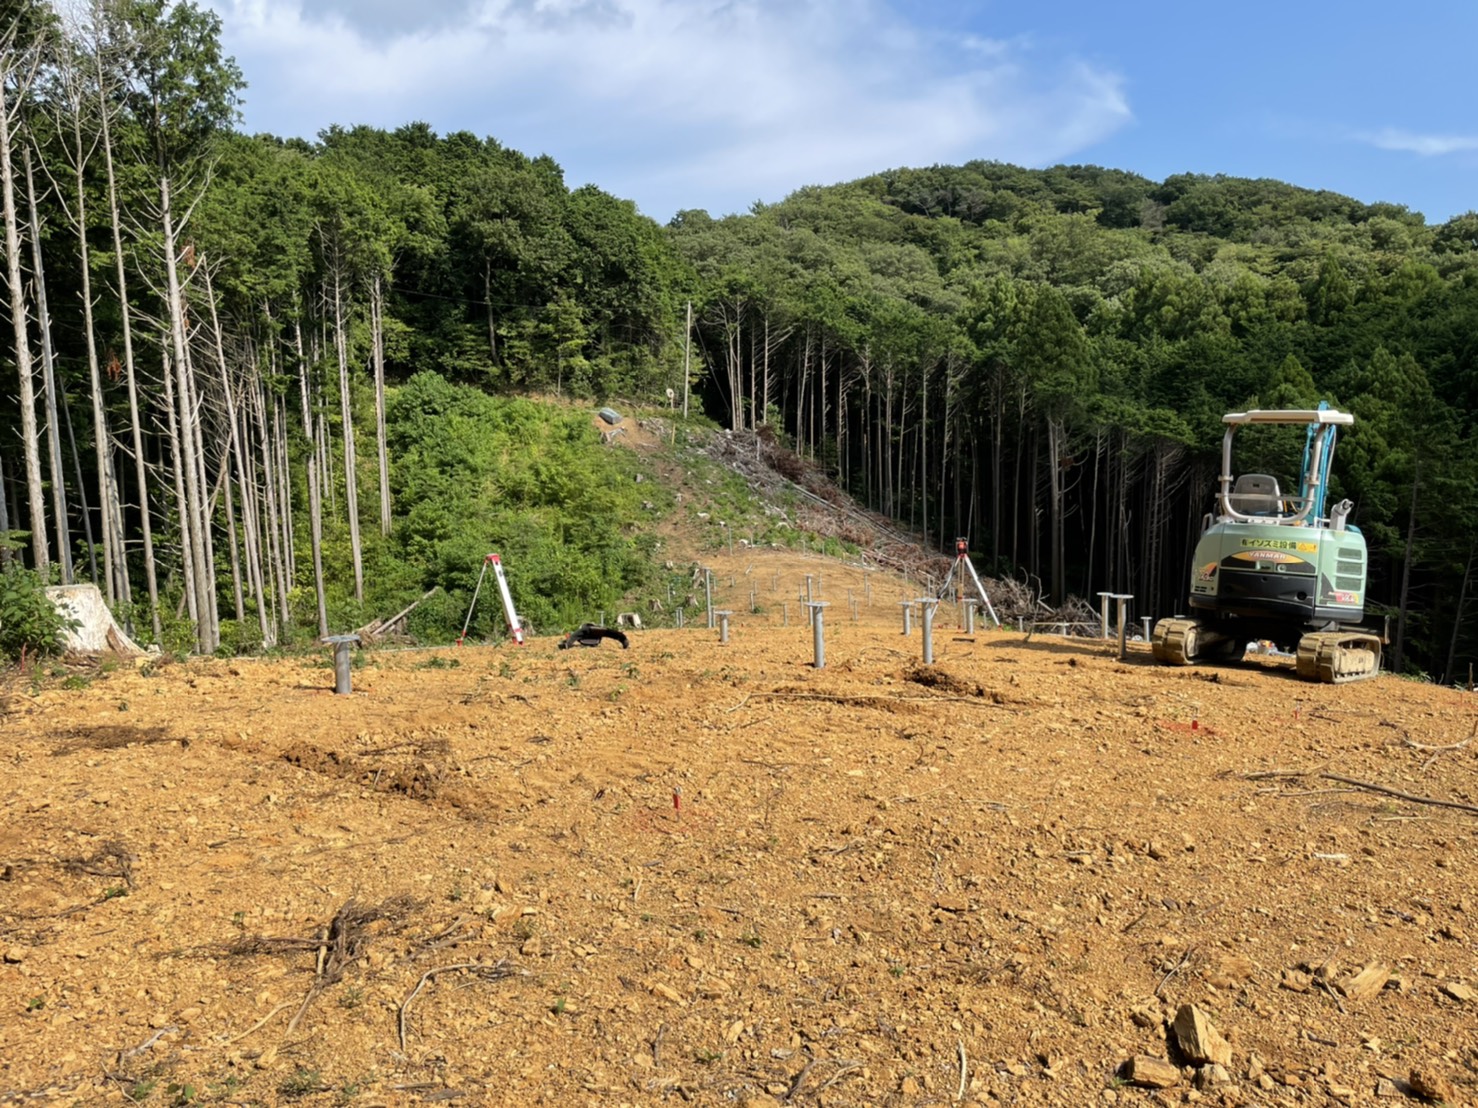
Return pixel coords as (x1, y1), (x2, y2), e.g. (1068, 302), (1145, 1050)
(1151, 618), (1240, 665)
(1295, 631), (1383, 684)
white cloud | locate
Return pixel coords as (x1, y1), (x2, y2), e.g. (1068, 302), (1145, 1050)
(1361, 128), (1478, 157)
(202, 0), (1132, 219)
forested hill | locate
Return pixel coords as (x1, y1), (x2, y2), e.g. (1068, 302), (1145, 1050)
(670, 162), (1478, 675)
(1, 2), (1475, 681)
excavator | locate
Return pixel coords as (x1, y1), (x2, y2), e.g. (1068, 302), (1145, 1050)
(1151, 406), (1383, 683)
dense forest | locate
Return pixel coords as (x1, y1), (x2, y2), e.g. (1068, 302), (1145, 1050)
(2, 1), (1476, 680)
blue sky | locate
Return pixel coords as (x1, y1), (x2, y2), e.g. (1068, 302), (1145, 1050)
(200, 0), (1477, 226)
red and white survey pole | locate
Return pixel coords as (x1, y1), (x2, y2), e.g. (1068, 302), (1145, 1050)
(458, 553), (526, 646)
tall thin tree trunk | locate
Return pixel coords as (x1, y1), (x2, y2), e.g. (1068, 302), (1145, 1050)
(254, 378), (287, 637)
(483, 261), (497, 362)
(57, 380), (98, 584)
(0, 79), (49, 574)
(99, 79), (156, 637)
(203, 265), (270, 643)
(1047, 417), (1064, 604)
(57, 90), (128, 603)
(1392, 459), (1421, 674)
(308, 413), (329, 637)
(221, 457), (244, 621)
(0, 453), (10, 570)
(160, 175), (216, 651)
(371, 274), (390, 536)
(22, 145), (73, 582)
(1442, 541), (1474, 686)
(332, 269), (363, 601)
(161, 347), (197, 629)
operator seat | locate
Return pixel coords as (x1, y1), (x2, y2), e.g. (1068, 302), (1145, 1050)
(1229, 474), (1281, 516)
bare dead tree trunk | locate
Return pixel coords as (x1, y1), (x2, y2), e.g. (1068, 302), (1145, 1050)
(371, 274), (390, 536)
(220, 451), (244, 621)
(54, 379), (100, 586)
(97, 62), (157, 639)
(0, 75), (49, 574)
(271, 390), (293, 617)
(308, 412), (329, 637)
(1443, 541), (1474, 686)
(160, 174), (216, 651)
(1392, 458), (1421, 674)
(1047, 417), (1064, 604)
(332, 268), (363, 601)
(22, 145), (73, 583)
(0, 452), (10, 569)
(251, 376), (285, 639)
(50, 66), (129, 603)
(160, 346), (196, 629)
(294, 315), (327, 635)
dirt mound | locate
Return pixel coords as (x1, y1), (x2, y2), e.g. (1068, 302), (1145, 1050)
(3, 563), (1477, 1105)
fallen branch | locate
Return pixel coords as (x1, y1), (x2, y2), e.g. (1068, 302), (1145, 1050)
(120, 1025), (177, 1059)
(1155, 946), (1195, 997)
(1243, 768), (1478, 816)
(737, 691), (1021, 710)
(224, 1001), (294, 1045)
(1402, 720), (1476, 771)
(398, 960), (519, 1052)
(1319, 774), (1478, 816)
(782, 1051), (817, 1102)
(814, 1061), (864, 1096)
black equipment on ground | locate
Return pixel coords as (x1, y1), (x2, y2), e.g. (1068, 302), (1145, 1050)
(558, 623), (630, 650)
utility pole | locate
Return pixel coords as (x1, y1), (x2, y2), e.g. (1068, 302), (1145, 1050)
(682, 298), (691, 419)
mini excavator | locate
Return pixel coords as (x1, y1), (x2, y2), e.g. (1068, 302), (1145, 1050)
(1151, 406), (1383, 684)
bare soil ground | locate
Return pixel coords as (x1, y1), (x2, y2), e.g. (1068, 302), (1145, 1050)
(3, 546), (1478, 1108)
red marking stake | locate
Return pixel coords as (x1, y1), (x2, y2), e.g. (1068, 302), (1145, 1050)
(673, 786), (682, 818)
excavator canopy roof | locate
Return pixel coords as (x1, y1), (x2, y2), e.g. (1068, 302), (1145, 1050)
(1222, 409), (1354, 426)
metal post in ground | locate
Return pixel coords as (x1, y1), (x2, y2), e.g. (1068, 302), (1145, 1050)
(322, 634), (361, 695)
(782, 602), (788, 627)
(963, 599), (978, 636)
(705, 570), (714, 629)
(899, 601), (913, 635)
(806, 602), (830, 669)
(919, 599), (939, 664)
(717, 610), (733, 644)
(676, 608), (684, 629)
(1097, 592), (1113, 639)
(1141, 616), (1153, 643)
(1114, 595), (1133, 661)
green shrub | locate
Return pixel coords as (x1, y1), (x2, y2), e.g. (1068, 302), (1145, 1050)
(0, 569), (74, 663)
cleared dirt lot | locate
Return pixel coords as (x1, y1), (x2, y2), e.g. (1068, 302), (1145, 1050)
(3, 550), (1477, 1107)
